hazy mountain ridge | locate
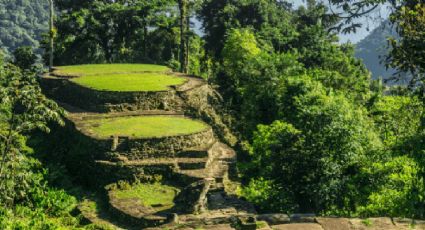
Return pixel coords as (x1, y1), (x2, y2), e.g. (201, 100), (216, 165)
(0, 0), (49, 57)
(355, 21), (398, 81)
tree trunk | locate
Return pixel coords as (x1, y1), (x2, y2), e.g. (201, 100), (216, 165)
(142, 18), (148, 60)
(49, 0), (54, 72)
(178, 0), (188, 73)
(186, 15), (190, 72)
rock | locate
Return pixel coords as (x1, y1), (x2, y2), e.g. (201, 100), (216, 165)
(203, 224), (235, 230)
(315, 217), (350, 230)
(257, 214), (290, 225)
(272, 223), (324, 230)
(168, 213), (179, 224)
(175, 179), (213, 213)
(236, 216), (257, 230)
(290, 213), (316, 223)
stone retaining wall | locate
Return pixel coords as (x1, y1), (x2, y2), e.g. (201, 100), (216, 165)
(41, 77), (184, 112)
(180, 84), (238, 146)
(88, 128), (215, 160)
(107, 190), (170, 228)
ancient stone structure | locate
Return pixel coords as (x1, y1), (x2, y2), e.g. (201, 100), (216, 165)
(41, 66), (254, 229)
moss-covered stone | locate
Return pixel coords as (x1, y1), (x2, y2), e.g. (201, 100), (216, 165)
(107, 182), (180, 228)
(80, 128), (215, 160)
(41, 76), (185, 112)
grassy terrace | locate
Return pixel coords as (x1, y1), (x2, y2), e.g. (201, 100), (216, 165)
(70, 73), (186, 92)
(113, 183), (180, 210)
(83, 115), (208, 138)
(53, 64), (185, 92)
(54, 64), (170, 76)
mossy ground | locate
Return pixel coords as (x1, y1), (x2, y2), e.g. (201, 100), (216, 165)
(70, 73), (186, 92)
(84, 115), (208, 138)
(54, 64), (170, 76)
(53, 64), (184, 92)
(113, 183), (180, 209)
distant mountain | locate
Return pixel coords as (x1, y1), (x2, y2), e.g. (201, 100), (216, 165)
(355, 21), (398, 81)
(0, 0), (49, 57)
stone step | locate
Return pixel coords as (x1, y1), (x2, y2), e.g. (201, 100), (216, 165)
(178, 168), (215, 179)
(178, 160), (208, 170)
(177, 140), (217, 158)
(96, 157), (208, 168)
(177, 167), (228, 179)
(208, 142), (237, 162)
(209, 182), (225, 192)
(177, 149), (209, 158)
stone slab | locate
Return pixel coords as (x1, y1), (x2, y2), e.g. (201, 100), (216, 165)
(316, 217), (351, 230)
(272, 223), (324, 230)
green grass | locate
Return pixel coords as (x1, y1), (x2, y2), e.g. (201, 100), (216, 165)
(84, 115), (208, 138)
(114, 183), (180, 208)
(54, 64), (170, 76)
(362, 219), (373, 227)
(54, 64), (183, 92)
(70, 73), (186, 92)
(256, 221), (268, 229)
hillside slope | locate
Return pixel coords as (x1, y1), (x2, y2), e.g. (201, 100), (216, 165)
(355, 21), (397, 81)
(0, 0), (48, 57)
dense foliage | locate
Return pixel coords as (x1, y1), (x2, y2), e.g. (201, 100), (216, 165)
(195, 0), (425, 218)
(388, 2), (425, 86)
(48, 0), (206, 76)
(0, 51), (96, 229)
(0, 0), (49, 57)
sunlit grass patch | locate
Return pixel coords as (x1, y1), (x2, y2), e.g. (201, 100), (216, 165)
(70, 73), (186, 92)
(84, 115), (208, 138)
(113, 183), (180, 209)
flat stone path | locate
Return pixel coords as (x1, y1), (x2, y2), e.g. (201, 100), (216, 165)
(272, 223), (324, 230)
(315, 218), (351, 230)
(269, 218), (425, 230)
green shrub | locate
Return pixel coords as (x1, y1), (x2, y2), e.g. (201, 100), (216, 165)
(358, 156), (424, 218)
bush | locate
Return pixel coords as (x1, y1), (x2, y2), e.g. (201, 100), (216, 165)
(358, 155), (424, 218)
(242, 77), (383, 213)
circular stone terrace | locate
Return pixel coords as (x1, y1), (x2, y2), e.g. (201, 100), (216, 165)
(70, 112), (214, 157)
(78, 115), (209, 139)
(107, 182), (181, 226)
(43, 64), (206, 112)
(52, 64), (187, 92)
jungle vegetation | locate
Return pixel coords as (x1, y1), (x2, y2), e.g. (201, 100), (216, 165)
(0, 0), (424, 229)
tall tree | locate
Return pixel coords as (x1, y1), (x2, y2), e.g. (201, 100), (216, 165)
(49, 0), (55, 71)
(51, 0), (176, 65)
(198, 0), (296, 59)
(178, 0), (189, 73)
(387, 3), (425, 87)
